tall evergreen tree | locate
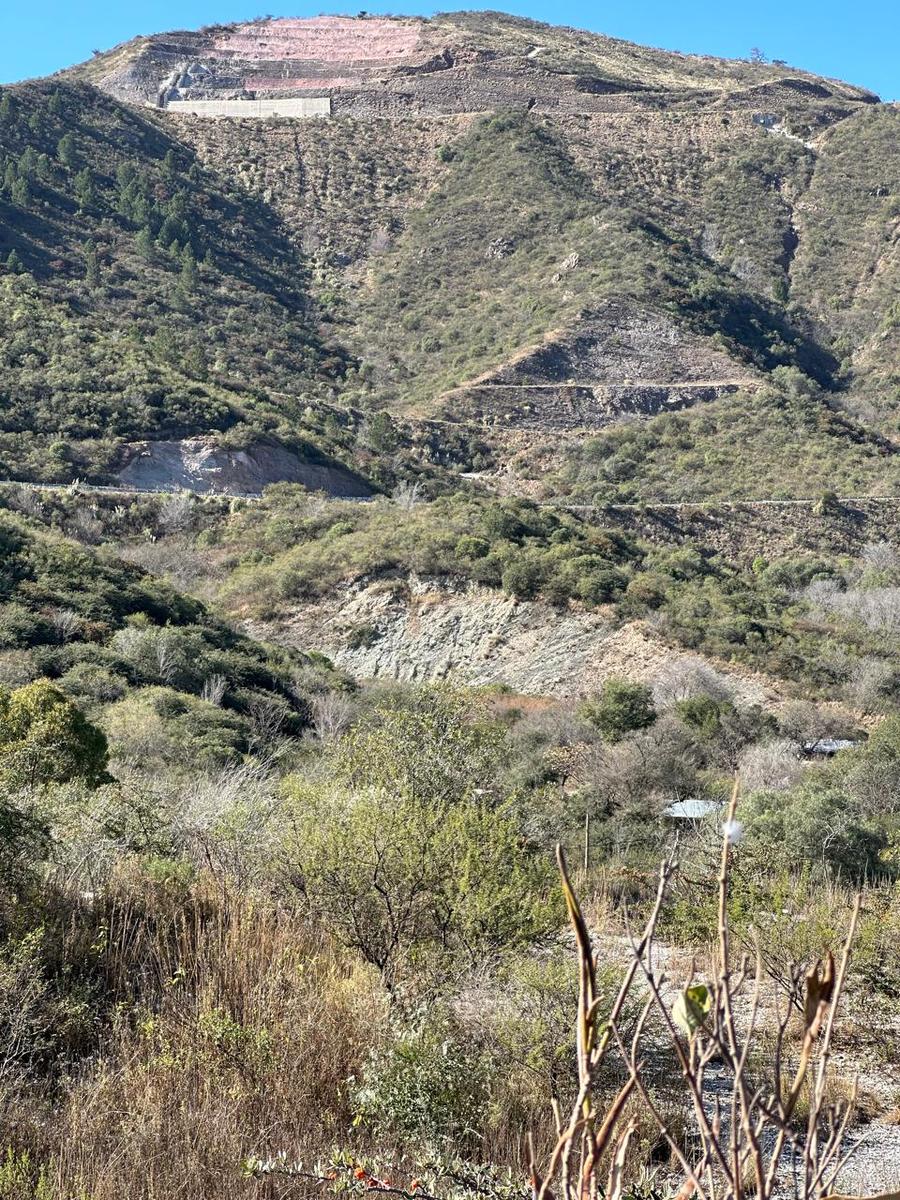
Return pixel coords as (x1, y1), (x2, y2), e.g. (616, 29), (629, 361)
(135, 225), (154, 259)
(73, 167), (98, 211)
(177, 247), (200, 299)
(56, 132), (78, 169)
(11, 176), (31, 208)
(84, 240), (100, 287)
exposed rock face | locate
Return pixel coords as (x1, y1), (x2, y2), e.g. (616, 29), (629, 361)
(485, 301), (753, 386)
(78, 12), (876, 117)
(262, 575), (776, 704)
(443, 382), (749, 431)
(440, 299), (759, 429)
(117, 439), (373, 497)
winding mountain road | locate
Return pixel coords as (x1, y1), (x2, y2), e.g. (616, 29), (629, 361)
(3, 478), (900, 512)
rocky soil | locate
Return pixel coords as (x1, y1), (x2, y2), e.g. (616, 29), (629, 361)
(117, 438), (372, 497)
(255, 573), (779, 703)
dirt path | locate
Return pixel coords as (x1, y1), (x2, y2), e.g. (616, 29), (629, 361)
(4, 480), (900, 512)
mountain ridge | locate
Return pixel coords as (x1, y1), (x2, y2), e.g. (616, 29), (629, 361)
(0, 11), (896, 497)
(65, 12), (880, 108)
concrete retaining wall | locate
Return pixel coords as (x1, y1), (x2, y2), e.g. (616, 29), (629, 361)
(166, 97), (331, 118)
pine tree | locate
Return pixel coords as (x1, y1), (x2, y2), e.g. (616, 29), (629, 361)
(135, 225), (154, 259)
(178, 247), (199, 295)
(0, 92), (14, 125)
(73, 167), (97, 211)
(56, 132), (78, 169)
(18, 146), (38, 177)
(84, 240), (100, 287)
(5, 249), (23, 274)
(157, 215), (183, 248)
(47, 90), (63, 116)
(166, 191), (188, 221)
(11, 176), (31, 208)
(133, 189), (154, 226)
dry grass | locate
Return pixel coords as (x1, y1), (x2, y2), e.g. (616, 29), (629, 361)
(5, 880), (384, 1200)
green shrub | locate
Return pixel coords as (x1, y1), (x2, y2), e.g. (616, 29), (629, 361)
(0, 680), (108, 789)
(741, 782), (887, 880)
(351, 1008), (490, 1145)
(579, 678), (656, 743)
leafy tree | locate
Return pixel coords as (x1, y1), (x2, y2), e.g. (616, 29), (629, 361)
(285, 688), (553, 985)
(183, 341), (208, 381)
(363, 411), (399, 454)
(501, 552), (547, 600)
(579, 678), (657, 742)
(0, 681), (109, 790)
(288, 779), (552, 986)
(675, 694), (725, 739)
(332, 687), (504, 805)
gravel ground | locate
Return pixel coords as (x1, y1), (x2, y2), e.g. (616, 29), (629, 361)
(831, 1124), (900, 1192)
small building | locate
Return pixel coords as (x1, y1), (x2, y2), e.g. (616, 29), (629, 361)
(165, 97), (331, 119)
(663, 798), (722, 823)
(801, 738), (859, 759)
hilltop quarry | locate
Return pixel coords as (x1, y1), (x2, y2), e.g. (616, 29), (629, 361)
(76, 12), (877, 116)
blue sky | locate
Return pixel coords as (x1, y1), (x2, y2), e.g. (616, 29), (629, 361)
(1, 0), (897, 99)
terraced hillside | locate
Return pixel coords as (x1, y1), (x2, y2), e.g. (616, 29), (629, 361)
(73, 12), (875, 113)
(0, 11), (895, 497)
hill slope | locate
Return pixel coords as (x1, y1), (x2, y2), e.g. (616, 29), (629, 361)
(0, 80), (360, 485)
(0, 12), (895, 499)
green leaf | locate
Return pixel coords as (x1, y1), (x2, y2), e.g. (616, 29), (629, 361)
(673, 983), (712, 1038)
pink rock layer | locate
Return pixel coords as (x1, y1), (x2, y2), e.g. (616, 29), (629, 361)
(245, 75), (357, 90)
(214, 16), (423, 64)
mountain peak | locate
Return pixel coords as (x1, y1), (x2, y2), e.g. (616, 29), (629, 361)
(68, 11), (877, 114)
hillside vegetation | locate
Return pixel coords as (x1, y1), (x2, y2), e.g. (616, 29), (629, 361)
(0, 506), (338, 768)
(0, 81), (352, 482)
(556, 371), (900, 503)
(341, 114), (834, 413)
(0, 14), (899, 1196)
